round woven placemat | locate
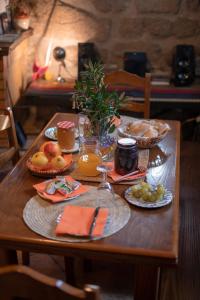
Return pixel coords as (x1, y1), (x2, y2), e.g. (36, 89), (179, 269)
(23, 186), (131, 243)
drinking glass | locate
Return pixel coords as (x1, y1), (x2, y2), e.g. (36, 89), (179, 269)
(96, 164), (115, 199)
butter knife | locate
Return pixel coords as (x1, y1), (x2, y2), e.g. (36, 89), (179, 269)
(88, 207), (100, 237)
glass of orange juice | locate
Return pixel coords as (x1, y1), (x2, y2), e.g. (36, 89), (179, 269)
(77, 137), (102, 177)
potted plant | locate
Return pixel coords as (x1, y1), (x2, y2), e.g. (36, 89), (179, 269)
(73, 61), (124, 158)
(9, 0), (37, 30)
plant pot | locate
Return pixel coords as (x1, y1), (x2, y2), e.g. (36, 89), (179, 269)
(14, 15), (30, 30)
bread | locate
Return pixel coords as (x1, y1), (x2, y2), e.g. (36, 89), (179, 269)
(157, 123), (170, 135)
(126, 122), (149, 137)
(143, 127), (158, 138)
(124, 120), (170, 140)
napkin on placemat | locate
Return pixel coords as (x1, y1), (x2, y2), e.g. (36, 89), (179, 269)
(55, 205), (109, 237)
(106, 162), (146, 182)
(33, 176), (89, 203)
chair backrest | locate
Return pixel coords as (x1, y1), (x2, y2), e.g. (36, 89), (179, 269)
(0, 107), (19, 168)
(0, 265), (101, 300)
(104, 70), (151, 118)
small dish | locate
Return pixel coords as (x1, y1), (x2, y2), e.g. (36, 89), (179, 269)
(124, 186), (173, 208)
(61, 141), (79, 153)
(37, 191), (80, 202)
(45, 127), (79, 141)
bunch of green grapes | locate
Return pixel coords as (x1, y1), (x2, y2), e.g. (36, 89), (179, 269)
(131, 182), (165, 202)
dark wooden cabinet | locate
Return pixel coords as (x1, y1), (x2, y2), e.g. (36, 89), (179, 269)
(0, 46), (7, 109)
(0, 30), (33, 110)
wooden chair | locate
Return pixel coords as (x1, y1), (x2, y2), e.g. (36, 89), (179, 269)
(0, 106), (20, 171)
(0, 264), (101, 300)
(0, 107), (30, 265)
(0, 107), (21, 266)
(104, 70), (151, 118)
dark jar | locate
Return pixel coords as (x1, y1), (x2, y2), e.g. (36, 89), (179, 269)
(114, 138), (138, 175)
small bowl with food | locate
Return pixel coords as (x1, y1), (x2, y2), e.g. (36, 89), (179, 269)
(118, 119), (170, 148)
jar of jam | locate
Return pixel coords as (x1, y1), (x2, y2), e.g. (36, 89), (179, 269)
(57, 121), (75, 150)
(114, 138), (138, 175)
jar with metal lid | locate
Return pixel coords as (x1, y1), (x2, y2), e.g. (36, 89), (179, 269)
(114, 138), (138, 175)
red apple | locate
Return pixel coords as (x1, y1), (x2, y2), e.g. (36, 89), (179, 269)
(40, 142), (61, 160)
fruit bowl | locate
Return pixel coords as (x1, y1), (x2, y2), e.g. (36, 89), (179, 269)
(118, 119), (170, 149)
(26, 154), (73, 178)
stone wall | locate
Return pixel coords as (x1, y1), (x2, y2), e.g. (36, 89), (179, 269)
(25, 0), (200, 81)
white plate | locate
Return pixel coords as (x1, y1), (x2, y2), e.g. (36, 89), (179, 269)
(45, 127), (79, 141)
(37, 191), (80, 202)
(37, 179), (81, 202)
(124, 186), (173, 208)
(61, 141), (79, 153)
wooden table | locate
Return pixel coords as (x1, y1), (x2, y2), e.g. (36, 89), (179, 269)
(0, 113), (180, 300)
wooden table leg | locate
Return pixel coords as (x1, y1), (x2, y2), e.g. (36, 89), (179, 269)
(133, 265), (161, 300)
(0, 249), (18, 265)
(64, 256), (76, 285)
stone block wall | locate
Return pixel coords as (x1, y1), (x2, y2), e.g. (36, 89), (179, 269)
(24, 0), (200, 81)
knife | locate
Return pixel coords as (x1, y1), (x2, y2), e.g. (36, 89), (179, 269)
(114, 170), (139, 183)
(88, 207), (101, 237)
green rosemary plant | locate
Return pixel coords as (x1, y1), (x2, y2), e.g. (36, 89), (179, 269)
(73, 61), (124, 137)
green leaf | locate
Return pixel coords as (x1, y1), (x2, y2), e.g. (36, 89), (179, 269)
(73, 60), (125, 134)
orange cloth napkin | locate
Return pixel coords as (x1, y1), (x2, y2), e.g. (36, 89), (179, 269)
(106, 162), (146, 182)
(33, 176), (89, 203)
(55, 205), (109, 237)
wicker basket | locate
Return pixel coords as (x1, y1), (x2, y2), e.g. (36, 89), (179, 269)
(118, 120), (170, 149)
(26, 158), (72, 178)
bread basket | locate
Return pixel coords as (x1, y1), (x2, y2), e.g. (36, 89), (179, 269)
(118, 120), (170, 149)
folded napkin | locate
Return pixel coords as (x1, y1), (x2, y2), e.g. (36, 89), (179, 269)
(106, 162), (146, 182)
(55, 205), (109, 237)
(33, 176), (89, 202)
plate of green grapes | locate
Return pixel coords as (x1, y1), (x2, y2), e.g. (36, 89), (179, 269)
(124, 181), (173, 208)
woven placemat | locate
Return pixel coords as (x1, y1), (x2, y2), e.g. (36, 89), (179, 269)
(23, 186), (131, 243)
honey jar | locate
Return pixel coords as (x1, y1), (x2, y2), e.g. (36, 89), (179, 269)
(57, 121), (75, 150)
